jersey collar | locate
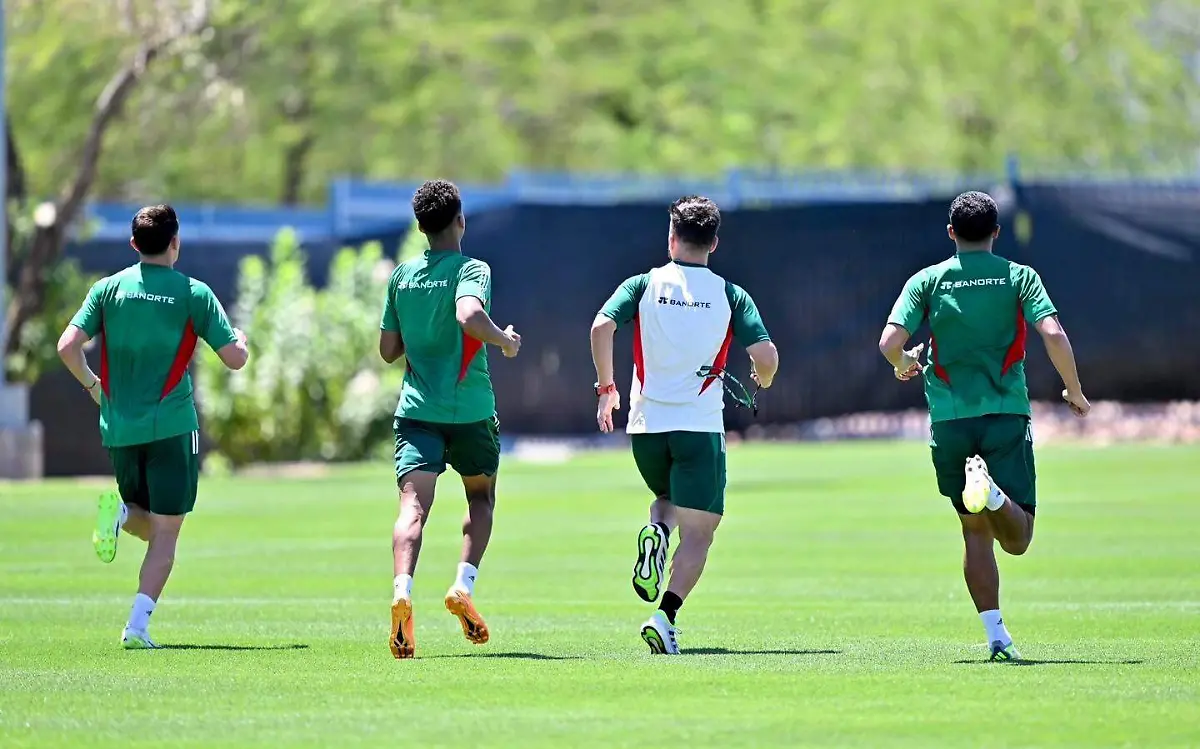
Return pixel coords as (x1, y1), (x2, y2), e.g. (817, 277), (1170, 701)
(671, 260), (708, 269)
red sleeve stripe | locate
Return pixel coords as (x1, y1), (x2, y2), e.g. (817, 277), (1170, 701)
(1001, 304), (1028, 376)
(632, 313), (646, 393)
(99, 318), (110, 397)
(459, 334), (484, 382)
(931, 334), (951, 384)
(699, 323), (735, 394)
(160, 321), (199, 400)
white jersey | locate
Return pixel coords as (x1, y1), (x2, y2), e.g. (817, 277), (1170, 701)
(598, 261), (770, 434)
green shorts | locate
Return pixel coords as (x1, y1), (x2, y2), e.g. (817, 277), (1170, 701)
(630, 431), (726, 515)
(394, 416), (501, 480)
(107, 431), (200, 516)
(930, 415), (1036, 515)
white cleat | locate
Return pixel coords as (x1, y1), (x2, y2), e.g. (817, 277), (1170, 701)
(962, 456), (996, 514)
(640, 611), (680, 655)
(121, 628), (161, 650)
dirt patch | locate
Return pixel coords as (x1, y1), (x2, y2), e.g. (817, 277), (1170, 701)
(236, 462), (334, 479)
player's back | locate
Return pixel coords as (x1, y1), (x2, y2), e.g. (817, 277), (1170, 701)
(95, 264), (204, 445)
(635, 262), (735, 404)
(386, 250), (494, 424)
(919, 252), (1052, 418)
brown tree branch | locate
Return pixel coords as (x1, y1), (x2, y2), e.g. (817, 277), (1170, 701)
(59, 0), (213, 222)
(5, 0), (213, 361)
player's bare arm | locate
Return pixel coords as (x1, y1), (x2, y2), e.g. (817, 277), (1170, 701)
(379, 330), (405, 364)
(455, 296), (520, 358)
(746, 340), (779, 389)
(590, 314), (620, 433)
(877, 323), (924, 381)
(1033, 315), (1090, 417)
(216, 328), (250, 370)
(56, 325), (102, 405)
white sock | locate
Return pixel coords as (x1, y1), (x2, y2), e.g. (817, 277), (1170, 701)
(980, 609), (1012, 646)
(985, 480), (1008, 512)
(453, 563), (478, 596)
(127, 593), (156, 633)
(393, 574), (414, 602)
(117, 503), (129, 530)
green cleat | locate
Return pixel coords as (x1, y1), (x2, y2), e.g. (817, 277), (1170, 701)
(989, 640), (1023, 662)
(122, 629), (160, 650)
(93, 492), (123, 564)
(632, 524), (669, 603)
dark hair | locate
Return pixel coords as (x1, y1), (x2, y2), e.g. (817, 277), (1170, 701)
(131, 204), (179, 256)
(949, 191), (999, 243)
(412, 179), (462, 235)
(669, 195), (721, 246)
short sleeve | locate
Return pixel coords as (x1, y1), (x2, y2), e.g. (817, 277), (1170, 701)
(1018, 268), (1057, 324)
(887, 271), (929, 334)
(456, 260), (492, 304)
(599, 274), (650, 328)
(68, 280), (107, 338)
(725, 283), (771, 347)
(380, 271), (401, 332)
(190, 281), (238, 351)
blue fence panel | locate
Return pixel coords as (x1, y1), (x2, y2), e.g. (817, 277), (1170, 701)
(38, 171), (1200, 474)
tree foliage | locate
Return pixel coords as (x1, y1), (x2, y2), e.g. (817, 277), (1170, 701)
(4, 0), (213, 371)
(6, 0), (1200, 209)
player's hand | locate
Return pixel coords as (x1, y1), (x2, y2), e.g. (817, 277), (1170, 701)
(501, 325), (521, 358)
(894, 343), (924, 381)
(750, 369), (773, 389)
(234, 328), (248, 345)
(597, 390), (621, 433)
(1062, 388), (1091, 417)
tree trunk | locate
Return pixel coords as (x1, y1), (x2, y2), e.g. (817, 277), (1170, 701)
(280, 128), (314, 205)
(5, 117), (27, 287)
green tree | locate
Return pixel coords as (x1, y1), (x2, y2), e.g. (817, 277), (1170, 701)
(6, 0), (1199, 212)
(4, 0), (213, 370)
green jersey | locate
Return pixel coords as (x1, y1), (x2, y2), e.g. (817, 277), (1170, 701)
(69, 263), (239, 448)
(888, 252), (1057, 423)
(380, 250), (495, 424)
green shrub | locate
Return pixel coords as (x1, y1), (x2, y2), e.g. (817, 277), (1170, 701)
(4, 201), (100, 384)
(196, 227), (414, 466)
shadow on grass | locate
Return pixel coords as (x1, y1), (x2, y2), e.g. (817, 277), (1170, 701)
(684, 648), (843, 656)
(955, 658), (1145, 666)
(425, 651), (583, 661)
(157, 644), (310, 652)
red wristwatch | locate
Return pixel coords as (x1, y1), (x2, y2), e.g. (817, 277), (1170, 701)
(595, 382), (617, 396)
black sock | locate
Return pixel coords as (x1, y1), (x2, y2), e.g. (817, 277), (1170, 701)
(654, 522), (671, 540)
(659, 592), (683, 625)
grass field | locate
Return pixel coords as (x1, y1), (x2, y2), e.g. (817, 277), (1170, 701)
(1, 442), (1198, 748)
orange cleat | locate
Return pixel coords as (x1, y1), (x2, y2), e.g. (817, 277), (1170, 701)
(444, 589), (490, 645)
(390, 598), (416, 659)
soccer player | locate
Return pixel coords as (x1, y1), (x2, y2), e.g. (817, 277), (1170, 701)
(56, 205), (249, 649)
(379, 179), (521, 660)
(879, 191), (1090, 661)
(590, 196), (778, 654)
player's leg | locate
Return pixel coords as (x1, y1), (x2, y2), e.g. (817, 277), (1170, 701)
(629, 434), (673, 603)
(932, 419), (1021, 661)
(390, 418), (447, 659)
(122, 503), (152, 541)
(97, 447), (147, 562)
(641, 432), (725, 655)
(443, 416), (502, 646)
(975, 416), (1037, 556)
(121, 432), (199, 649)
